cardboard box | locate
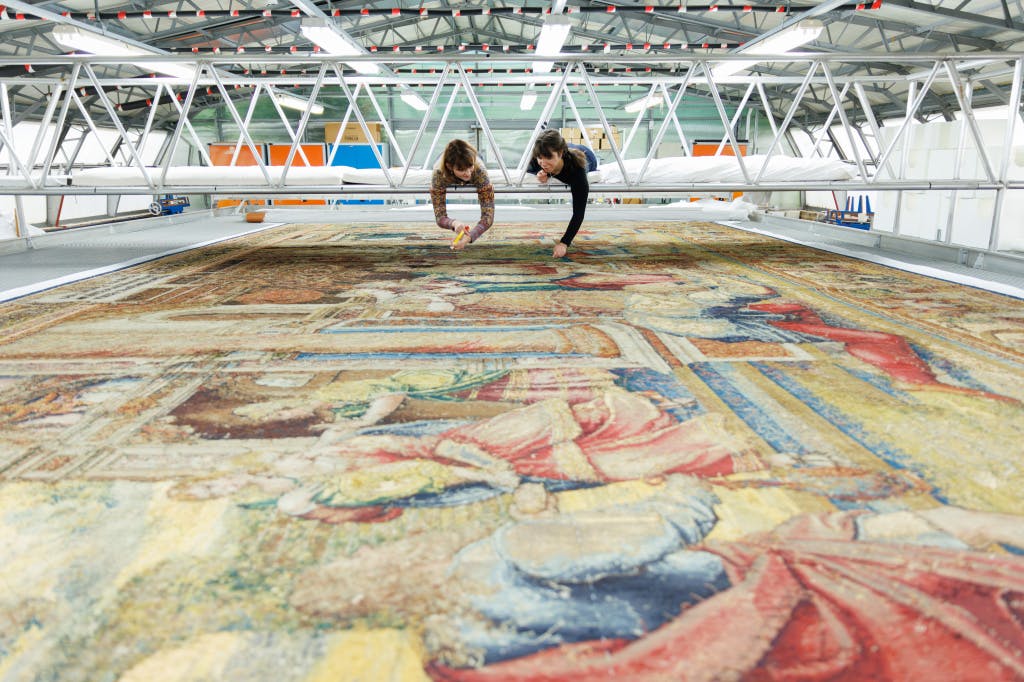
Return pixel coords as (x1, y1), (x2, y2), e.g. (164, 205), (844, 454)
(560, 128), (583, 143)
(561, 126), (620, 150)
(324, 122), (382, 144)
(595, 132), (621, 150)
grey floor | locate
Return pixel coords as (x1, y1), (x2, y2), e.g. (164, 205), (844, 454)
(0, 212), (283, 302)
(730, 214), (1024, 299)
(2, 204), (1023, 302)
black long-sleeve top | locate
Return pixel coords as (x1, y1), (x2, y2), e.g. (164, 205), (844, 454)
(527, 152), (590, 247)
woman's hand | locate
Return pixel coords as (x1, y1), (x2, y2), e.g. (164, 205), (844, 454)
(552, 242), (568, 258)
(451, 226), (471, 251)
(537, 170), (549, 184)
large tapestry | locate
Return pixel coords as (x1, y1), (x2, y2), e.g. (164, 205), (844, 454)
(1, 220), (1023, 681)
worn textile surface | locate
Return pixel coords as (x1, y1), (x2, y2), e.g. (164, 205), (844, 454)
(1, 221), (1023, 681)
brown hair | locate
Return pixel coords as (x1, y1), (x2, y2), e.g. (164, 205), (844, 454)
(532, 129), (586, 170)
(437, 139), (480, 184)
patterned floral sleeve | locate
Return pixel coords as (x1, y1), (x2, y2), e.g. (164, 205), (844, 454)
(468, 166), (495, 243)
(430, 168), (456, 231)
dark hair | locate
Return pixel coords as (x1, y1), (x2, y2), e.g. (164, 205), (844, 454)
(532, 129), (586, 170)
(438, 139), (479, 183)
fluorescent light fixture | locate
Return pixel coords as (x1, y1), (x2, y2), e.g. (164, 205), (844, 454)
(400, 89), (429, 111)
(711, 19), (824, 79)
(520, 86), (538, 111)
(300, 19), (380, 75)
(51, 25), (195, 79)
(624, 92), (664, 114)
(274, 91), (324, 116)
(532, 14), (571, 74)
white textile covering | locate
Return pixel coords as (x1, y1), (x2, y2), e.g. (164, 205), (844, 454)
(66, 157), (856, 188)
(72, 166), (351, 187)
(342, 168), (603, 186)
(341, 167), (434, 185)
(596, 155), (857, 184)
(0, 174), (69, 187)
(648, 198), (758, 220)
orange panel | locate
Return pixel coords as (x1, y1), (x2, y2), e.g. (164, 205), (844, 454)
(208, 143), (264, 166)
(216, 199), (266, 208)
(267, 144), (327, 205)
(273, 198), (327, 206)
(267, 144), (325, 166)
(692, 142), (747, 157)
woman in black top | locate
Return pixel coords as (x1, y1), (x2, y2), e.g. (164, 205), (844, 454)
(526, 129), (598, 258)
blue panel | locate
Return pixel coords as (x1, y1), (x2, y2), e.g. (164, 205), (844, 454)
(327, 143), (383, 168)
(328, 143), (384, 204)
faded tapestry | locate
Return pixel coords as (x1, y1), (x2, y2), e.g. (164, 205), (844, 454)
(1, 220), (1023, 681)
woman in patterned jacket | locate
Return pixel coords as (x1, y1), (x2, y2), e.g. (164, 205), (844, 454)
(430, 139), (495, 251)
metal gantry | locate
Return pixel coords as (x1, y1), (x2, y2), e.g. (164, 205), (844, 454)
(0, 50), (1022, 252)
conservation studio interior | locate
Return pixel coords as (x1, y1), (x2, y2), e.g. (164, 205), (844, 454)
(1, 1), (1023, 680)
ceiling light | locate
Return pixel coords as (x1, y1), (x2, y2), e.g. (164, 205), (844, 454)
(400, 89), (429, 111)
(300, 19), (380, 75)
(520, 87), (538, 111)
(532, 14), (571, 75)
(624, 92), (664, 114)
(711, 19), (824, 79)
(274, 91), (324, 115)
(51, 25), (195, 80)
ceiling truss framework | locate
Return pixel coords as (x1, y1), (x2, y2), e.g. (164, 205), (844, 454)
(1, 52), (1021, 191)
(0, 1), (1022, 125)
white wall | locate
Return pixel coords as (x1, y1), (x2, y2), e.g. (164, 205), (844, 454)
(872, 118), (1024, 251)
(0, 195), (156, 232)
(1, 122), (169, 231)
